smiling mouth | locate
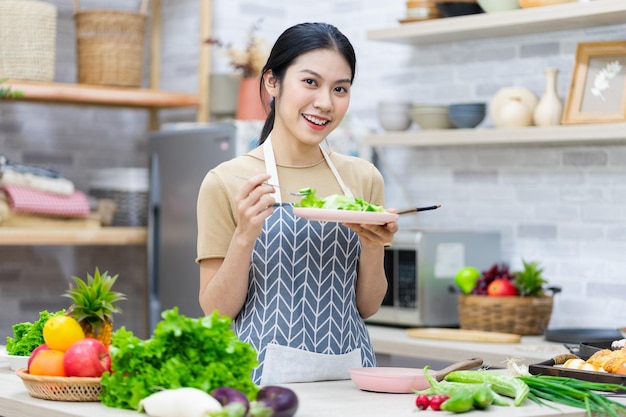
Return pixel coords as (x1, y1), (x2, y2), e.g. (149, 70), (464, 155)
(302, 114), (329, 126)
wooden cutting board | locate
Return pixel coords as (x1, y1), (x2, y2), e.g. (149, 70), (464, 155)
(406, 328), (522, 343)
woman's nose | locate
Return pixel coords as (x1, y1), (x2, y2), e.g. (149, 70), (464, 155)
(313, 90), (333, 111)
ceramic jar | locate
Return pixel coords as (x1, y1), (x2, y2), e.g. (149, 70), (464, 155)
(497, 97), (534, 128)
(533, 67), (563, 127)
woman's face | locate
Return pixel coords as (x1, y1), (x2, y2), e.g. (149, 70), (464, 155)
(269, 48), (352, 147)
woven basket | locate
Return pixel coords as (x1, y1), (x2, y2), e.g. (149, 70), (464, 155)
(73, 0), (148, 87)
(0, 0), (57, 81)
(16, 368), (102, 402)
(457, 294), (553, 335)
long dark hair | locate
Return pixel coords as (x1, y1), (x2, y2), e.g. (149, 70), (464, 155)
(257, 22), (357, 144)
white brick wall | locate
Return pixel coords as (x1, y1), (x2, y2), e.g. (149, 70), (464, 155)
(1, 0), (625, 336)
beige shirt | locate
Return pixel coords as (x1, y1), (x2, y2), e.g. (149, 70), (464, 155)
(196, 150), (385, 262)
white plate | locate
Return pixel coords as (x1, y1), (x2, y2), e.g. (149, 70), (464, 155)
(0, 348), (29, 371)
(293, 208), (399, 225)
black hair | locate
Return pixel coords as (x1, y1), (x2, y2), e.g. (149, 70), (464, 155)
(257, 22), (357, 144)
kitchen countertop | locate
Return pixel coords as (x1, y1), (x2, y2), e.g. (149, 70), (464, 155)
(0, 363), (622, 417)
(366, 325), (571, 367)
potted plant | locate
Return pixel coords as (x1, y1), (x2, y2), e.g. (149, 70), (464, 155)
(205, 19), (270, 120)
(0, 78), (24, 99)
(454, 260), (559, 335)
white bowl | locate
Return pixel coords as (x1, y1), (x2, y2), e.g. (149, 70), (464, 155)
(477, 0), (519, 12)
(410, 107), (454, 130)
(0, 349), (29, 371)
(378, 112), (412, 131)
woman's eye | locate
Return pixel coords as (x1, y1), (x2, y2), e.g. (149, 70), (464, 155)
(304, 78), (317, 86)
(335, 86), (349, 94)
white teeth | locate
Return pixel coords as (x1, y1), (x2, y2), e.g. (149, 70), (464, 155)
(303, 114), (328, 126)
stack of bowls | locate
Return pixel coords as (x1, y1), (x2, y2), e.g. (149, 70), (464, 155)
(476, 0), (519, 12)
(448, 102), (486, 129)
(378, 101), (412, 132)
(435, 0), (484, 18)
(410, 104), (454, 130)
(402, 0), (440, 22)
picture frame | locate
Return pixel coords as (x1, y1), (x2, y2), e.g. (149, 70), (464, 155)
(562, 41), (626, 125)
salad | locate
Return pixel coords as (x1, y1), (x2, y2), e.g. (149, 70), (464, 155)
(294, 188), (384, 212)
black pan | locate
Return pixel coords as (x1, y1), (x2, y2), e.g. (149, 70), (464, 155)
(579, 340), (619, 360)
(544, 328), (622, 344)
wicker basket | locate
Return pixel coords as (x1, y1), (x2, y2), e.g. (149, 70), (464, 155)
(457, 294), (553, 335)
(16, 368), (102, 402)
(73, 0), (149, 87)
(0, 0), (57, 81)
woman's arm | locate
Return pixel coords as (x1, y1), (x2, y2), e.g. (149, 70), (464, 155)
(198, 173), (276, 318)
(349, 222), (396, 318)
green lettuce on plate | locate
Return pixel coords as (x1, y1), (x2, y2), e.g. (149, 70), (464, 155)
(294, 189), (384, 212)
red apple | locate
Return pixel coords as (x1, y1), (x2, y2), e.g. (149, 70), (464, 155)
(27, 344), (50, 372)
(487, 278), (519, 296)
(63, 338), (111, 377)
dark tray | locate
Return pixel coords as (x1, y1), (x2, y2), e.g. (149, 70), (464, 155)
(529, 354), (626, 388)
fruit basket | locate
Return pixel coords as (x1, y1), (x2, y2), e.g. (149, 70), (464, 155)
(16, 368), (102, 402)
(457, 294), (554, 335)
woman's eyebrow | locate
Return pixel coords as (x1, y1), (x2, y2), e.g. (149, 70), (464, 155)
(299, 69), (351, 84)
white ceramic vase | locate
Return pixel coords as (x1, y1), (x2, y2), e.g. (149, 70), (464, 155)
(533, 67), (563, 127)
(498, 97), (534, 128)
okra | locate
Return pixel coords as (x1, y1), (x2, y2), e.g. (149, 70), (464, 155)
(472, 384), (494, 409)
(440, 390), (475, 414)
(444, 370), (530, 406)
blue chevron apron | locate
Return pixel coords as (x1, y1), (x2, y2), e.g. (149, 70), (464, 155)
(233, 136), (376, 385)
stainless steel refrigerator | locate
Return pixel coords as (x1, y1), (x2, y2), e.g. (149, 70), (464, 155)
(147, 123), (239, 331)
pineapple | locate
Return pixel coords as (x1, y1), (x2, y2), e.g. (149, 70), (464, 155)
(64, 267), (126, 346)
(513, 260), (548, 297)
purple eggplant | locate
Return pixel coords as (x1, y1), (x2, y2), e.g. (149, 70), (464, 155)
(211, 387), (250, 414)
(256, 386), (299, 417)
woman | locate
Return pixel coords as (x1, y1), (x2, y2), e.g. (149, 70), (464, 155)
(196, 22), (398, 385)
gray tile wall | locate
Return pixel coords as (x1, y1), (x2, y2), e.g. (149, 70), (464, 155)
(1, 0), (625, 340)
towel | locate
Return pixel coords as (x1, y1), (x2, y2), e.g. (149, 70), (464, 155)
(2, 185), (90, 218)
(0, 169), (74, 196)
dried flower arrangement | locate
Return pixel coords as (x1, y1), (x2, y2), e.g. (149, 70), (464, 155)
(205, 19), (271, 79)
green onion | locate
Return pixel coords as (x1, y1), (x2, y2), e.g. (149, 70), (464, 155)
(517, 375), (626, 417)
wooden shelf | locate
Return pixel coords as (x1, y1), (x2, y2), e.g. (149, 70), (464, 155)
(0, 227), (147, 246)
(5, 80), (199, 109)
(366, 123), (626, 147)
(367, 0), (626, 45)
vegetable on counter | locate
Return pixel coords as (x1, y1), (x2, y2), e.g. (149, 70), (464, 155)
(444, 370), (530, 406)
(517, 375), (626, 417)
(5, 310), (63, 356)
(294, 189), (384, 212)
(99, 308), (259, 410)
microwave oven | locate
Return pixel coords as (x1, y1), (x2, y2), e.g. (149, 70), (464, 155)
(366, 229), (501, 327)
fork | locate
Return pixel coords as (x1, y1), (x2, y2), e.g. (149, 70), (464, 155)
(234, 175), (308, 196)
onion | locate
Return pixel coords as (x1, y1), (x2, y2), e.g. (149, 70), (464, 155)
(211, 387), (250, 414)
(256, 386), (299, 417)
(138, 387), (222, 417)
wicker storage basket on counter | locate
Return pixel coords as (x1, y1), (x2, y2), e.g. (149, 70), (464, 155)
(16, 368), (102, 402)
(73, 0), (148, 87)
(457, 294), (553, 335)
(0, 0), (57, 81)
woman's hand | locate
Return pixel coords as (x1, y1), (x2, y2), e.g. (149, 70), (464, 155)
(344, 209), (398, 249)
(234, 173), (276, 242)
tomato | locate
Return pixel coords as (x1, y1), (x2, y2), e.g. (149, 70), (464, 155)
(487, 278), (518, 296)
(428, 394), (450, 411)
(43, 315), (85, 351)
(415, 394), (430, 410)
(29, 349), (66, 376)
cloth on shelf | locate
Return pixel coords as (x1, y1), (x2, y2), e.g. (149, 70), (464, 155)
(0, 168), (75, 196)
(1, 185), (90, 218)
